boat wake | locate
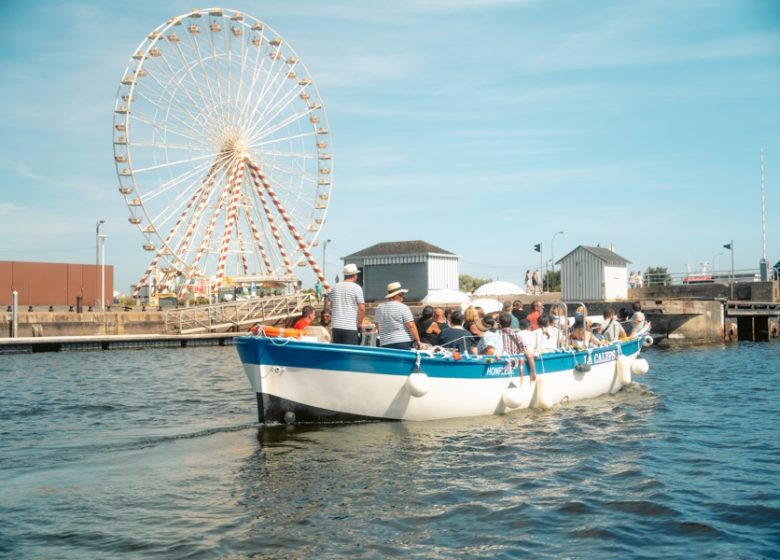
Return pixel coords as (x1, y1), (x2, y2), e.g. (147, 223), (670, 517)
(3, 422), (258, 472)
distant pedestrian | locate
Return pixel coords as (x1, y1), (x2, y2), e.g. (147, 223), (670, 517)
(532, 270), (541, 294)
(524, 270), (532, 293)
(330, 264), (365, 345)
(314, 279), (324, 302)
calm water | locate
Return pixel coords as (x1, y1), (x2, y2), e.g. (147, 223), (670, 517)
(1, 343), (779, 559)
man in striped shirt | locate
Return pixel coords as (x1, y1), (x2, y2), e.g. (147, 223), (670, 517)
(330, 263), (365, 345)
(373, 281), (421, 351)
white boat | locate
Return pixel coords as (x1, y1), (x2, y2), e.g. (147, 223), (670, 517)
(235, 330), (651, 424)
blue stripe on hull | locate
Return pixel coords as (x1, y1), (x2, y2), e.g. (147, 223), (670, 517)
(236, 336), (641, 380)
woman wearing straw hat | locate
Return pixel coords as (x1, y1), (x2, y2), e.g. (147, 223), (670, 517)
(373, 281), (421, 351)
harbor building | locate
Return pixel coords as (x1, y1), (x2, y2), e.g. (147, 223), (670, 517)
(0, 260), (114, 308)
(557, 245), (630, 301)
(342, 240), (458, 302)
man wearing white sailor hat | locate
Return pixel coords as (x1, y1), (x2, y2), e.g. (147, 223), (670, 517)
(329, 263), (365, 345)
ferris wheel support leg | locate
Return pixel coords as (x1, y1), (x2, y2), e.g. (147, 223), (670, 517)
(181, 161), (234, 297)
(132, 161), (223, 298)
(214, 158), (247, 289)
(243, 209), (273, 274)
(246, 160), (293, 274)
(248, 161), (330, 290)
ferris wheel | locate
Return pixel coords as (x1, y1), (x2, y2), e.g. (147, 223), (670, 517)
(113, 8), (332, 298)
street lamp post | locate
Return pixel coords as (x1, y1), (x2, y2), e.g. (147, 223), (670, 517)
(551, 231), (564, 291)
(98, 234), (108, 310)
(724, 240), (734, 299)
(712, 252), (723, 277)
(322, 238), (332, 284)
(95, 220), (105, 266)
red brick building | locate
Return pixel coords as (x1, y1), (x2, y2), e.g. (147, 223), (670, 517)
(0, 261), (114, 307)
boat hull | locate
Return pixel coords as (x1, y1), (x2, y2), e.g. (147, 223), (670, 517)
(235, 337), (644, 423)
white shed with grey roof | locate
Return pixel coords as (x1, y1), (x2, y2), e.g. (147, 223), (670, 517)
(343, 240), (459, 302)
(556, 245), (631, 301)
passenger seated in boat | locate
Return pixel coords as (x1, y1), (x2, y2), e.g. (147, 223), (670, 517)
(433, 307), (448, 331)
(502, 301), (520, 329)
(505, 315), (537, 382)
(439, 310), (470, 353)
(292, 305), (316, 330)
(571, 316), (605, 347)
(538, 315), (560, 350)
(600, 308), (627, 342)
(476, 315), (501, 354)
(318, 310), (331, 329)
(516, 319), (541, 354)
(526, 300), (543, 330)
(627, 301), (646, 335)
(417, 305), (442, 346)
(462, 306), (483, 353)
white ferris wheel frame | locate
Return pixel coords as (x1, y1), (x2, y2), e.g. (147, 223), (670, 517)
(112, 8), (332, 297)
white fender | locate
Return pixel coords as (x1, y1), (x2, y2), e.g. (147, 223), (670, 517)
(631, 358), (650, 376)
(502, 386), (523, 409)
(407, 372), (431, 397)
(616, 356), (632, 385)
(533, 377), (553, 410)
(642, 335), (654, 348)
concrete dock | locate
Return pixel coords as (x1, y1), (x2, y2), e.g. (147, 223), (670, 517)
(0, 332), (240, 354)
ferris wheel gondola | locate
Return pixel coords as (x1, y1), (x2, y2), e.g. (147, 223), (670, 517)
(113, 8), (332, 297)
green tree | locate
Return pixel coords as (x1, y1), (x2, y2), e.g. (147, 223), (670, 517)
(544, 270), (561, 292)
(459, 274), (492, 293)
(645, 266), (671, 286)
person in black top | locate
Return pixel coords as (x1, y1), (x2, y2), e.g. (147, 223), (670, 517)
(511, 300), (527, 323)
(417, 305), (442, 346)
(433, 307), (448, 333)
(438, 310), (469, 353)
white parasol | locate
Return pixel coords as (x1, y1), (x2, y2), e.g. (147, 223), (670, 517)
(472, 281), (525, 297)
(462, 297), (503, 314)
(421, 289), (471, 305)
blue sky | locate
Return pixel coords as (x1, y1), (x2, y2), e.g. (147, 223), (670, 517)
(1, 0), (779, 292)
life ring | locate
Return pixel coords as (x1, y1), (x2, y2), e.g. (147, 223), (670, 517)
(262, 325), (303, 338)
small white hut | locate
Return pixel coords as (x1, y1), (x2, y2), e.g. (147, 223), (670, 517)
(557, 245), (631, 301)
(343, 240), (459, 302)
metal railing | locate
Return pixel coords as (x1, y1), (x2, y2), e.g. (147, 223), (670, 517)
(636, 268), (761, 287)
(164, 293), (314, 334)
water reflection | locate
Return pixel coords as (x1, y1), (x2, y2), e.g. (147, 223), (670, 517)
(230, 385), (665, 557)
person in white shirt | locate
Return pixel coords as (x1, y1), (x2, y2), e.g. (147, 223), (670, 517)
(600, 308), (627, 342)
(629, 301), (646, 335)
(538, 315), (560, 350)
(477, 315), (502, 354)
